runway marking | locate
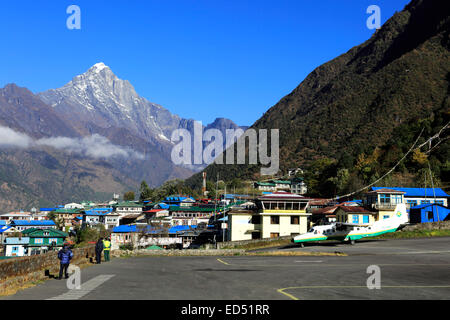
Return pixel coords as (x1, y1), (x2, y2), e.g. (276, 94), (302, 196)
(277, 285), (450, 300)
(217, 258), (230, 265)
(214, 258), (450, 268)
(47, 275), (115, 300)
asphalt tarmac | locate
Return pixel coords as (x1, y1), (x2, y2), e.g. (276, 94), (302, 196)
(3, 237), (450, 300)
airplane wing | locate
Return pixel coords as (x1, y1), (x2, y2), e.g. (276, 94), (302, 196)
(337, 222), (371, 227)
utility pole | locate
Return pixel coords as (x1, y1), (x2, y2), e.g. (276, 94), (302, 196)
(214, 173), (218, 223)
(428, 140), (439, 223)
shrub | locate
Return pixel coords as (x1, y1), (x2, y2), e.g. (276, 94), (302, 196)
(119, 243), (134, 251)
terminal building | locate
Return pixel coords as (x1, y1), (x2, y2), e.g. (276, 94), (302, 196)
(227, 192), (312, 241)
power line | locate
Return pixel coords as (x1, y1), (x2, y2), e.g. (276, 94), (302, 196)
(331, 121), (449, 201)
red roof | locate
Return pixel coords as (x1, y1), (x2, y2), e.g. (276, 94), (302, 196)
(336, 206), (373, 213)
(312, 206), (338, 215)
(144, 209), (165, 213)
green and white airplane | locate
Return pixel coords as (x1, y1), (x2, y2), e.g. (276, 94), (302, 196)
(293, 203), (409, 247)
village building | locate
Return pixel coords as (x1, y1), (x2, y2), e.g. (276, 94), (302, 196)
(64, 202), (84, 209)
(0, 225), (18, 245)
(228, 192), (312, 241)
(0, 211), (32, 222)
(254, 179), (308, 195)
(3, 237), (29, 257)
(169, 206), (214, 227)
(9, 220), (56, 231)
(3, 228), (68, 257)
(164, 196), (196, 207)
(409, 204), (450, 223)
(370, 187), (449, 208)
(52, 208), (83, 229)
(253, 181), (276, 192)
(110, 224), (206, 250)
(290, 177), (308, 195)
(336, 189), (406, 224)
(113, 201), (143, 220)
(82, 208), (119, 229)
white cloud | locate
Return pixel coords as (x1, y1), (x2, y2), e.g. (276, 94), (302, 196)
(0, 126), (144, 160)
(0, 126), (32, 148)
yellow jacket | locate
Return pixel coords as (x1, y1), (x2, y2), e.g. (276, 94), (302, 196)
(103, 240), (111, 251)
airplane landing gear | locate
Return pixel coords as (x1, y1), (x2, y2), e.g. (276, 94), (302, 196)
(350, 240), (356, 245)
(299, 243), (305, 248)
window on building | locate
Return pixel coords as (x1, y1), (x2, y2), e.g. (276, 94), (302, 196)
(383, 215), (390, 219)
(352, 215), (359, 224)
(407, 200), (417, 207)
(421, 200), (431, 204)
(251, 215), (261, 224)
(392, 194), (402, 204)
(428, 212), (434, 220)
(270, 216), (279, 224)
(435, 200), (444, 206)
(380, 194), (391, 204)
(251, 232), (261, 240)
(270, 233), (279, 238)
(290, 216), (300, 225)
(363, 215), (369, 224)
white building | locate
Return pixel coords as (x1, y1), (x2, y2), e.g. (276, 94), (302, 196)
(64, 203), (84, 209)
(228, 192), (312, 241)
(0, 212), (32, 222)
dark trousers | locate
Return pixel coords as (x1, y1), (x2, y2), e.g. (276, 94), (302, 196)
(95, 251), (102, 264)
(104, 250), (110, 262)
(59, 263), (69, 279)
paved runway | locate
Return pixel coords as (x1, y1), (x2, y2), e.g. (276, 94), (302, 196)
(3, 237), (450, 300)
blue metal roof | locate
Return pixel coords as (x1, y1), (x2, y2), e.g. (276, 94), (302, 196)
(10, 220), (56, 226)
(40, 208), (57, 211)
(0, 221), (6, 226)
(156, 203), (170, 209)
(371, 187), (449, 197)
(410, 203), (449, 210)
(84, 208), (112, 216)
(0, 226), (12, 233)
(112, 225), (138, 233)
(168, 225), (197, 234)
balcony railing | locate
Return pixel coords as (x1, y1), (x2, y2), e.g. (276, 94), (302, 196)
(373, 203), (397, 210)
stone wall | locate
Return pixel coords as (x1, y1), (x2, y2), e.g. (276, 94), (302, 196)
(402, 220), (450, 231)
(216, 235), (292, 249)
(0, 245), (95, 295)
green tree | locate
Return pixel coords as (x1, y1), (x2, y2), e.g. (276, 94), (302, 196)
(139, 180), (153, 202)
(47, 211), (64, 229)
(123, 191), (135, 201)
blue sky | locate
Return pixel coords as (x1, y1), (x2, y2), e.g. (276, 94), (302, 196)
(0, 0), (410, 126)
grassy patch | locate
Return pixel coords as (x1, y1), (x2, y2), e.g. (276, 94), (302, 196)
(243, 251), (346, 257)
(221, 239), (293, 251)
(366, 229), (450, 240)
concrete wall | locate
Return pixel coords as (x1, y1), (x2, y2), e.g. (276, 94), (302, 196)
(0, 245), (95, 295)
(217, 235), (292, 249)
(229, 213), (254, 241)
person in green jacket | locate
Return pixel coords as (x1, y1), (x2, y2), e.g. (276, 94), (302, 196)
(103, 237), (111, 262)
